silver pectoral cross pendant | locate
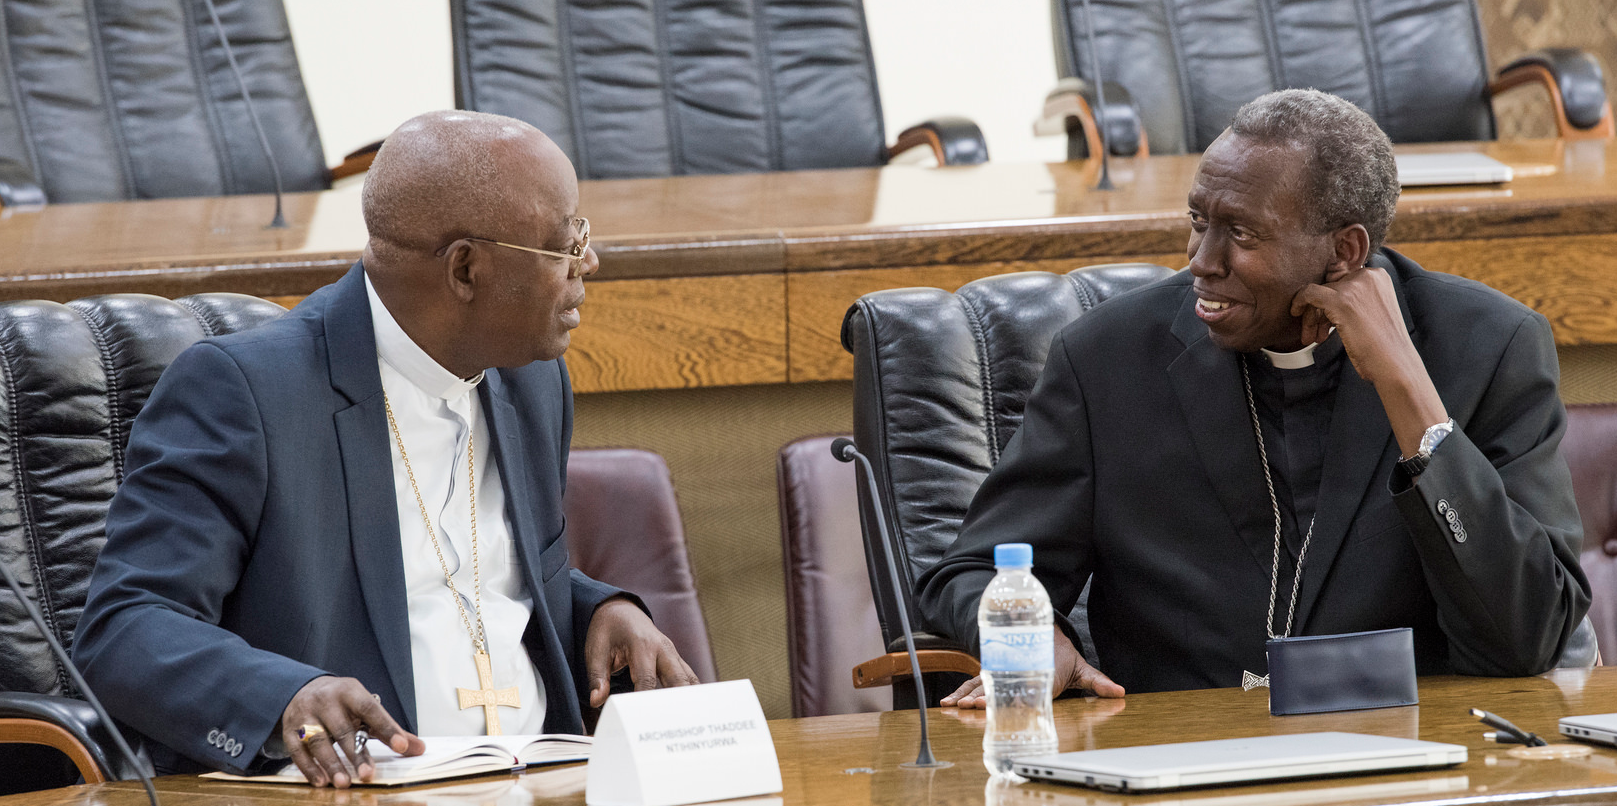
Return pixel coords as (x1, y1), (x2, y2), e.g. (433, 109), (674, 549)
(1241, 670), (1270, 691)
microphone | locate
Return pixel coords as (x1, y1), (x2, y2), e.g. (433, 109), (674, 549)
(200, 0), (289, 229)
(0, 561), (158, 805)
(832, 437), (948, 769)
(1077, 0), (1115, 191)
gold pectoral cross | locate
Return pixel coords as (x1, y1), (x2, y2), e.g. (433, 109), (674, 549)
(456, 651), (521, 735)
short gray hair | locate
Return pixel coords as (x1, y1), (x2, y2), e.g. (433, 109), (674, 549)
(1229, 89), (1400, 253)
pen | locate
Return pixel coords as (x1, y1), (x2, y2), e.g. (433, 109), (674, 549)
(1471, 708), (1547, 747)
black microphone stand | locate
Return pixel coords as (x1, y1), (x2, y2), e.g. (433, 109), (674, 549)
(1079, 0), (1115, 191)
(0, 561), (158, 805)
(202, 0), (289, 229)
(832, 438), (949, 769)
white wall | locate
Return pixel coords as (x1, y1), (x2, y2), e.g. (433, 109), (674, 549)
(284, 0), (455, 161)
(284, 0), (1065, 167)
(864, 0), (1065, 165)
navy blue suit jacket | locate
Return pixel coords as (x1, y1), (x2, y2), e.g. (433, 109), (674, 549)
(74, 265), (621, 774)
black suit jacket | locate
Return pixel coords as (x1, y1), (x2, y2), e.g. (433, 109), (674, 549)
(74, 265), (623, 773)
(917, 250), (1590, 693)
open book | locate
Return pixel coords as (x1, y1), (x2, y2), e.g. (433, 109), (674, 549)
(202, 734), (591, 787)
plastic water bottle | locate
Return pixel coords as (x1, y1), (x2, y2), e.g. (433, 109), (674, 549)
(979, 542), (1057, 776)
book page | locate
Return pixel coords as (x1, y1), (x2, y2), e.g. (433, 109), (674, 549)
(200, 735), (590, 786)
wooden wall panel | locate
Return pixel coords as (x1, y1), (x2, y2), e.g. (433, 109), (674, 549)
(565, 274), (787, 393)
(250, 277), (793, 394)
(788, 254), (1186, 383)
(1393, 233), (1617, 346)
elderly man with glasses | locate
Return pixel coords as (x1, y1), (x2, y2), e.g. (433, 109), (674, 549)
(74, 111), (699, 785)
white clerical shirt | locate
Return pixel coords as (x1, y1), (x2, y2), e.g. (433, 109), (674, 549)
(366, 274), (546, 735)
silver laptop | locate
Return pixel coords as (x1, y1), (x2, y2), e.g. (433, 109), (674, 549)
(1395, 153), (1513, 186)
(1012, 732), (1467, 793)
(1560, 712), (1617, 745)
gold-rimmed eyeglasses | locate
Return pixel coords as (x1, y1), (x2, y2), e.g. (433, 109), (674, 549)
(456, 217), (591, 278)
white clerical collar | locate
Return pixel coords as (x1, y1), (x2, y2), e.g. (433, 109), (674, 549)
(1261, 328), (1337, 370)
(1261, 341), (1320, 369)
(365, 273), (483, 400)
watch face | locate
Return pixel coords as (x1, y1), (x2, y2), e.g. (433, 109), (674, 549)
(1421, 420), (1455, 457)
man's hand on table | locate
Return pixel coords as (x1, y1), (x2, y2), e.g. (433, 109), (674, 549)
(280, 676), (423, 788)
(585, 596), (701, 708)
(942, 629), (1124, 709)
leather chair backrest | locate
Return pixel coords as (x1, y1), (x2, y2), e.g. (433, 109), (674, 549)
(450, 0), (887, 179)
(1565, 403), (1617, 660)
(777, 435), (889, 717)
(840, 264), (1177, 649)
(1052, 0), (1495, 155)
(563, 447), (718, 683)
(0, 294), (287, 698)
(0, 0), (327, 203)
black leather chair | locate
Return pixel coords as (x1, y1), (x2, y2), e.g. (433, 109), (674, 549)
(839, 264), (1175, 707)
(0, 294), (287, 792)
(840, 262), (1598, 703)
(449, 0), (988, 179)
(0, 0), (372, 208)
(1043, 0), (1613, 157)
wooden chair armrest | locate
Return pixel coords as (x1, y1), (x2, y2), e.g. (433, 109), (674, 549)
(1034, 77), (1148, 159)
(1490, 50), (1613, 141)
(851, 649), (981, 689)
(889, 117), (989, 166)
(329, 139), (386, 182)
(0, 718), (106, 784)
(0, 692), (150, 782)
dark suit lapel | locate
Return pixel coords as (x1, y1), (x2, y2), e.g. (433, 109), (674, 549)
(1167, 293), (1275, 577)
(325, 265), (418, 731)
(480, 371), (583, 734)
(1292, 252), (1414, 632)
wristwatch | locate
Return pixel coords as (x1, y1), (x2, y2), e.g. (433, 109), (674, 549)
(1397, 418), (1455, 477)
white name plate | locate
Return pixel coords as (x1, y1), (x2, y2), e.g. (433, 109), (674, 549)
(586, 679), (782, 806)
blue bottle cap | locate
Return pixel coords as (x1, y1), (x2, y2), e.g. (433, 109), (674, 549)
(994, 543), (1033, 568)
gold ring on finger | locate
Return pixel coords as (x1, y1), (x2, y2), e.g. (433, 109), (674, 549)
(296, 723), (329, 744)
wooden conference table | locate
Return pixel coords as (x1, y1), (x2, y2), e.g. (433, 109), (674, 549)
(1, 139), (1615, 394)
(12, 668), (1617, 806)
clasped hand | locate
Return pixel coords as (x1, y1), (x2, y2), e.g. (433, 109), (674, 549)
(942, 629), (1124, 709)
(279, 597), (695, 788)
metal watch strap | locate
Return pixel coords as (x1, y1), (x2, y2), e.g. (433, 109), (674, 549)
(1397, 418), (1455, 477)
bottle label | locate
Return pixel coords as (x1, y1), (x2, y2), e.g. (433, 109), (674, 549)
(979, 625), (1054, 672)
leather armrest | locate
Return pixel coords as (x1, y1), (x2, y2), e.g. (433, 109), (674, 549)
(1490, 48), (1613, 140)
(851, 632), (980, 688)
(0, 692), (151, 782)
(889, 117), (989, 166)
(329, 138), (385, 182)
(0, 159), (46, 209)
(1034, 77), (1147, 159)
